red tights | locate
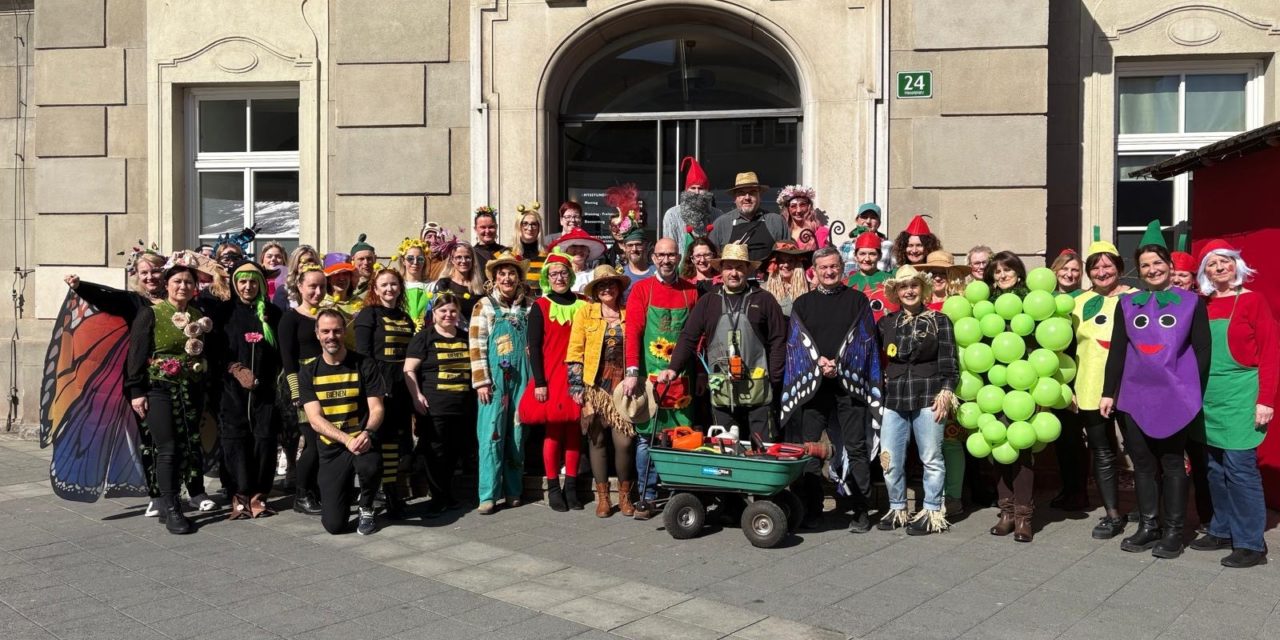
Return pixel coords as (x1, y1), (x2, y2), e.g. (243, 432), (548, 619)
(542, 422), (581, 479)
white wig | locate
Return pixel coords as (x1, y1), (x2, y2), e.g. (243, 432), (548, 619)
(1197, 248), (1256, 296)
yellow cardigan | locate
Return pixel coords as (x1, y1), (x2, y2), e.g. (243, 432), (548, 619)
(566, 302), (626, 385)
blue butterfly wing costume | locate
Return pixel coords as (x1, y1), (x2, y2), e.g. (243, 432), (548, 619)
(781, 311), (883, 496)
(39, 290), (148, 502)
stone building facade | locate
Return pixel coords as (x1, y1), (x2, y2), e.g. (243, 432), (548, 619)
(2, 0), (1278, 428)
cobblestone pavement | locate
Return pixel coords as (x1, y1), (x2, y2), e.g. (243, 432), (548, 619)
(3, 435), (1280, 640)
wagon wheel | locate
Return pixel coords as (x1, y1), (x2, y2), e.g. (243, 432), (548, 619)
(741, 499), (788, 548)
(663, 493), (706, 540)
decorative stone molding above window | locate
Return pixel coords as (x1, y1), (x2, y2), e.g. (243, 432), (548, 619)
(1102, 4), (1280, 42)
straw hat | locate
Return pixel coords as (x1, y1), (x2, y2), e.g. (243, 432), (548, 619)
(883, 265), (933, 306)
(583, 265), (631, 300)
(727, 171), (768, 194)
(767, 240), (813, 268)
(613, 380), (657, 424)
(484, 250), (530, 281)
(709, 242), (761, 271)
(916, 250), (969, 280)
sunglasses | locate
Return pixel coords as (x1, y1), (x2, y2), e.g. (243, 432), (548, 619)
(404, 255), (425, 264)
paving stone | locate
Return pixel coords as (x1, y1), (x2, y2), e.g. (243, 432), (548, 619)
(611, 614), (723, 640)
(548, 595), (648, 631)
(594, 581), (690, 614)
(661, 597), (767, 634)
(480, 552), (568, 577)
(485, 581), (580, 610)
(730, 616), (848, 640)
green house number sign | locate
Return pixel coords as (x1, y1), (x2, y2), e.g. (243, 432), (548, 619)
(897, 71), (932, 99)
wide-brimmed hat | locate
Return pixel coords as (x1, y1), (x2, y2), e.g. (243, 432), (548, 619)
(883, 265), (933, 306)
(613, 379), (657, 424)
(710, 242), (761, 271)
(767, 241), (813, 266)
(583, 265), (631, 300)
(548, 227), (607, 262)
(916, 250), (969, 280)
(727, 171), (768, 194)
(484, 250), (530, 281)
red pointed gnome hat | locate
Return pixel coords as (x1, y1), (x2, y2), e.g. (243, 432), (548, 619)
(854, 231), (882, 251)
(1170, 252), (1196, 273)
(681, 156), (709, 191)
(904, 214), (932, 236)
(1195, 238), (1236, 270)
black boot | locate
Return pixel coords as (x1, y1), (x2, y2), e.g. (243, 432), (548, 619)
(159, 495), (193, 535)
(1121, 474), (1161, 552)
(563, 476), (583, 511)
(546, 476), (568, 512)
(383, 484), (405, 520)
(1152, 471), (1188, 559)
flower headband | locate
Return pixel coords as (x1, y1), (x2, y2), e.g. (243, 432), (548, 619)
(121, 240), (162, 277)
(776, 184), (816, 207)
(389, 237), (429, 265)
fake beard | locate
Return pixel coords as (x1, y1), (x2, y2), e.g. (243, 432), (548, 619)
(679, 191), (715, 230)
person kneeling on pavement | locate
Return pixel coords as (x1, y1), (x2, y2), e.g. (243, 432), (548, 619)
(299, 308), (387, 535)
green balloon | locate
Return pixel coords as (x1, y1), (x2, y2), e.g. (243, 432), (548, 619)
(1027, 267), (1057, 293)
(1054, 353), (1077, 384)
(976, 385), (1006, 414)
(957, 370), (983, 401)
(1031, 377), (1061, 406)
(957, 402), (982, 429)
(1006, 360), (1037, 391)
(942, 296), (973, 322)
(1010, 313), (1035, 337)
(972, 300), (996, 320)
(1002, 389), (1035, 422)
(980, 419), (1007, 446)
(992, 442), (1019, 465)
(966, 432), (992, 458)
(980, 313), (1006, 338)
(1007, 421), (1037, 450)
(1023, 290), (1056, 321)
(1052, 383), (1073, 410)
(992, 332), (1027, 364)
(985, 364), (1008, 388)
(1055, 293), (1076, 316)
(954, 317), (982, 348)
(977, 412), (1000, 428)
(1034, 317), (1073, 352)
(994, 293), (1023, 320)
(1028, 348), (1059, 378)
(1032, 441), (1048, 453)
(964, 280), (991, 304)
(964, 343), (995, 373)
(1032, 412), (1062, 443)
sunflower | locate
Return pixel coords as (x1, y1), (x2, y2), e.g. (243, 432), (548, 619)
(648, 337), (676, 362)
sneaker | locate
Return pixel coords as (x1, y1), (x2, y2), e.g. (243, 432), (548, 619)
(848, 510), (871, 534)
(356, 509), (377, 536)
(632, 500), (654, 521)
(275, 450), (288, 476)
(477, 500), (496, 515)
(187, 494), (216, 512)
(144, 500), (160, 517)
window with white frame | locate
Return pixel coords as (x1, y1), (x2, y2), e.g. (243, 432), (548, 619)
(1114, 60), (1262, 262)
(187, 87), (300, 256)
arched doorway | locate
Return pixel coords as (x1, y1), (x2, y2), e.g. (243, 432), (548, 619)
(556, 27), (803, 237)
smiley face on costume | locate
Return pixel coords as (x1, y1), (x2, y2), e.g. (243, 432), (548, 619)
(1124, 291), (1194, 361)
(1114, 286), (1204, 438)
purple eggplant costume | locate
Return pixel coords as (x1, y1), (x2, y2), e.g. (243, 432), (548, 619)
(1113, 287), (1203, 437)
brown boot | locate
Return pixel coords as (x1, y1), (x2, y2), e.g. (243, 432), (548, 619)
(1014, 504), (1034, 543)
(990, 498), (1015, 536)
(618, 481), (636, 517)
(594, 482), (613, 518)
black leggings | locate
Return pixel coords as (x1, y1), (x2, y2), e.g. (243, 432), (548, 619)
(1080, 409), (1124, 514)
(415, 410), (465, 504)
(145, 389), (184, 498)
(588, 428), (634, 485)
(1053, 408), (1087, 496)
(296, 416), (320, 498)
(317, 444), (382, 534)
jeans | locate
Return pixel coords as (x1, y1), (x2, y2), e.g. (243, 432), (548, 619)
(1206, 446), (1267, 552)
(634, 434), (658, 501)
(881, 408), (946, 512)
